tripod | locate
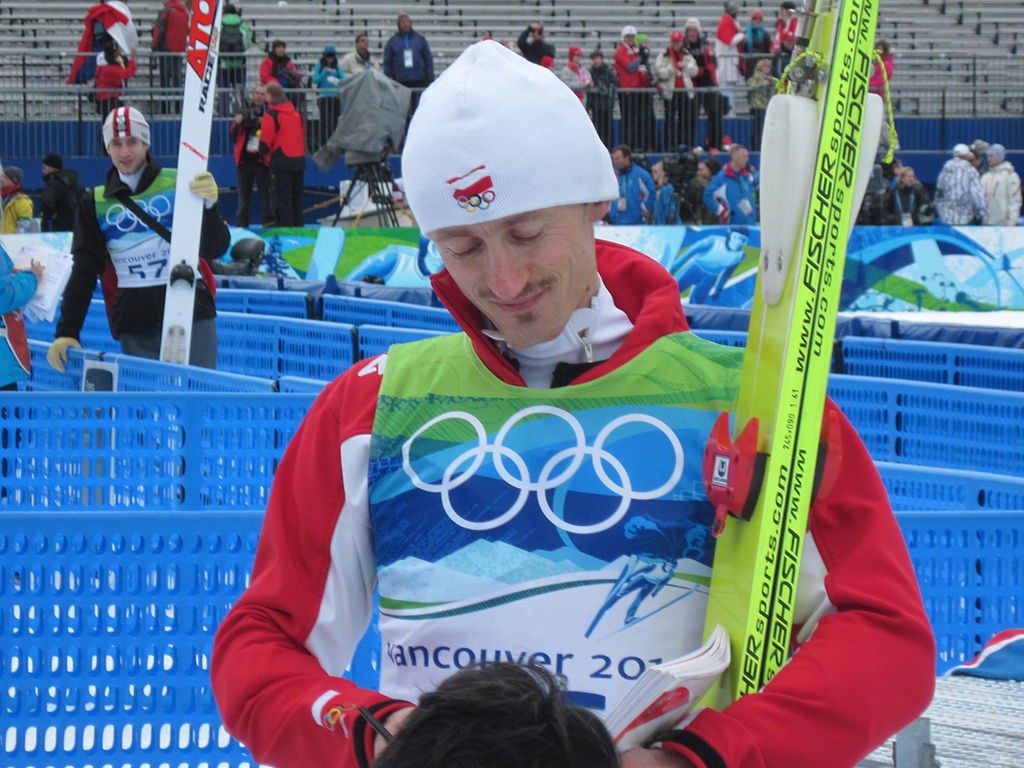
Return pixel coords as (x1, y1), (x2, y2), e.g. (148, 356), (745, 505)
(332, 158), (400, 227)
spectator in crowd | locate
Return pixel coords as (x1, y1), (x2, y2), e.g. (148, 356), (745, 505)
(774, 0), (799, 51)
(746, 57), (775, 152)
(869, 39), (894, 99)
(651, 160), (680, 225)
(94, 38), (137, 117)
(982, 144), (1022, 226)
(715, 1), (744, 110)
(0, 241), (42, 390)
(151, 0), (188, 114)
(969, 139), (990, 174)
(704, 143), (758, 224)
(312, 46), (345, 147)
(383, 12), (434, 119)
(559, 45), (592, 102)
(539, 55), (556, 71)
(745, 9), (773, 66)
(372, 664), (619, 768)
(935, 143), (987, 225)
(882, 166), (934, 226)
(68, 0), (135, 86)
(260, 82), (306, 227)
(516, 21), (555, 65)
(211, 40), (934, 768)
(687, 155), (721, 223)
(260, 40), (303, 91)
(588, 49), (618, 150)
(40, 154), (83, 233)
(230, 84), (273, 228)
(608, 143), (655, 225)
(614, 25), (656, 152)
(1, 167), (33, 234)
(682, 18), (726, 151)
(218, 4), (253, 96)
(654, 30), (698, 153)
(47, 107), (229, 372)
(340, 32), (378, 79)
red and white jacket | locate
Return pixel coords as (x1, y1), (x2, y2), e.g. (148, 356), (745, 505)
(212, 241), (935, 768)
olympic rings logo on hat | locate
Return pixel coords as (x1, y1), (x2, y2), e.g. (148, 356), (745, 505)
(104, 195), (172, 232)
(446, 164), (497, 213)
(402, 406), (684, 535)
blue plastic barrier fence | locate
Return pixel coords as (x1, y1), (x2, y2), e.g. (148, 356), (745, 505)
(0, 392), (314, 511)
(897, 510), (1024, 674)
(111, 354), (278, 393)
(840, 337), (1024, 393)
(20, 341), (101, 392)
(877, 462), (1024, 512)
(356, 324), (447, 360)
(278, 375), (330, 393)
(216, 288), (311, 319)
(323, 295), (459, 332)
(827, 374), (1024, 475)
(0, 509), (380, 768)
(217, 312), (356, 380)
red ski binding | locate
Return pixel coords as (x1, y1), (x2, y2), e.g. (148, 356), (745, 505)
(703, 413), (766, 537)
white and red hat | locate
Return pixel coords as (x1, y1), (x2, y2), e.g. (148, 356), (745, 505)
(401, 41), (618, 235)
(102, 106), (151, 148)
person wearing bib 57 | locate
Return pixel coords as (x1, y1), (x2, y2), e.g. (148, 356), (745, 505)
(212, 42), (934, 768)
(47, 106), (230, 371)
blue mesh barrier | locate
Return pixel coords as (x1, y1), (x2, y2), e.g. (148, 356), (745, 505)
(691, 329), (748, 347)
(0, 393), (314, 511)
(878, 462), (1024, 512)
(840, 337), (1024, 392)
(20, 341), (101, 392)
(216, 313), (282, 378)
(356, 325), (447, 360)
(0, 510), (380, 767)
(110, 354), (278, 393)
(215, 289), (311, 319)
(827, 374), (1024, 475)
(897, 510), (1024, 674)
(323, 295), (458, 332)
(278, 319), (355, 380)
(278, 376), (330, 393)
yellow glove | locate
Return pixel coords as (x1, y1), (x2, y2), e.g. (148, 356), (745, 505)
(47, 337), (81, 373)
(190, 171), (219, 207)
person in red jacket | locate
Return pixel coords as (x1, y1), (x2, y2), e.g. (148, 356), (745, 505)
(259, 81), (306, 226)
(212, 40), (935, 768)
(93, 36), (137, 117)
(151, 0), (188, 114)
(229, 83), (273, 227)
(614, 24), (656, 152)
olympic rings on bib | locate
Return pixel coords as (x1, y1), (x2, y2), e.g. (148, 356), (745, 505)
(104, 195), (172, 232)
(401, 406), (684, 534)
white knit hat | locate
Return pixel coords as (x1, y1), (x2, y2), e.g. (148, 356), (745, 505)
(621, 24), (638, 39)
(952, 143), (971, 159)
(402, 41), (617, 235)
(102, 106), (151, 148)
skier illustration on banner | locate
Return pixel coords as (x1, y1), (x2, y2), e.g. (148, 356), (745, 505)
(671, 229), (750, 304)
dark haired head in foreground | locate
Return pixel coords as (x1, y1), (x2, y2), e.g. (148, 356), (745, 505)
(373, 664), (619, 768)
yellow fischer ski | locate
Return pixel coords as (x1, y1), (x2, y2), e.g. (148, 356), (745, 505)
(701, 0), (884, 706)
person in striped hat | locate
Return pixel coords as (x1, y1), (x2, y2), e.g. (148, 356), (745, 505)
(47, 106), (230, 371)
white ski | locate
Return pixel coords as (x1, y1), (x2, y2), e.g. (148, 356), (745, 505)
(159, 0), (224, 364)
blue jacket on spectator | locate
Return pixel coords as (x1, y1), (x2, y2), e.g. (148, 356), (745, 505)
(652, 182), (679, 225)
(704, 164), (759, 225)
(312, 58), (346, 98)
(383, 30), (434, 86)
(0, 244), (36, 387)
(608, 163), (656, 225)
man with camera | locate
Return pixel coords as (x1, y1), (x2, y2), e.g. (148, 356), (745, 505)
(517, 21), (555, 65)
(230, 84), (273, 228)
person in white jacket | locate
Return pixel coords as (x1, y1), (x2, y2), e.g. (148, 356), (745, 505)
(935, 143), (987, 226)
(982, 144), (1022, 226)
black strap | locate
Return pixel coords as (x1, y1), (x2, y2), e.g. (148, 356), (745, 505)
(353, 699), (406, 768)
(114, 191), (172, 243)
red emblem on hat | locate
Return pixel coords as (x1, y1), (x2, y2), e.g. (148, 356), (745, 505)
(447, 165), (496, 212)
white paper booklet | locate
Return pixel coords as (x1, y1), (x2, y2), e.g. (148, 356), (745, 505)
(13, 244), (74, 323)
(605, 624), (731, 750)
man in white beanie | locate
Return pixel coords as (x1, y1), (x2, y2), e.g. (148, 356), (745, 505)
(935, 142), (987, 226)
(982, 143), (1022, 226)
(47, 106), (230, 371)
(212, 41), (934, 768)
